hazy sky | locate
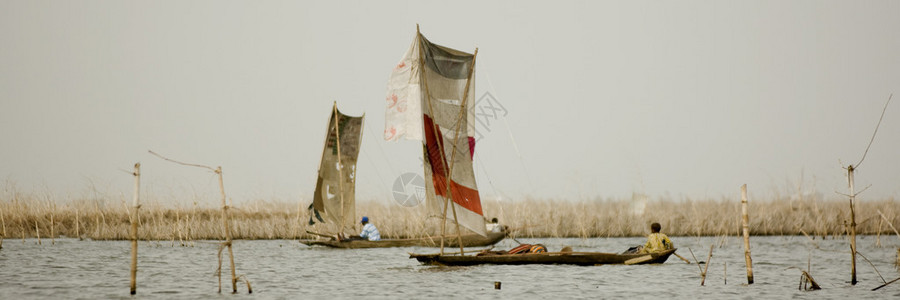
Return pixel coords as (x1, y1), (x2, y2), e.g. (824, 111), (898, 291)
(2, 1), (899, 206)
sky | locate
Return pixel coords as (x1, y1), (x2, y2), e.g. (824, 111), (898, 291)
(1, 1), (899, 206)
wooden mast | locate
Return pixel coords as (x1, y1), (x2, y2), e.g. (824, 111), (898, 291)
(443, 48), (479, 255)
(332, 102), (348, 235)
(415, 26), (453, 254)
(417, 26), (480, 255)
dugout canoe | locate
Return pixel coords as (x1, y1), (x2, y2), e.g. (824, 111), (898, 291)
(299, 229), (508, 249)
(409, 248), (677, 266)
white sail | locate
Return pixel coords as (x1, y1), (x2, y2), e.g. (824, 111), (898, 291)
(386, 31), (486, 237)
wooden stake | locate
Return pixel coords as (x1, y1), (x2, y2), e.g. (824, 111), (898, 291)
(216, 167), (238, 293)
(49, 202), (55, 245)
(873, 276), (900, 291)
(801, 271), (821, 290)
(741, 184), (754, 284)
(0, 204), (5, 238)
(147, 150), (244, 293)
(847, 165), (858, 285)
(701, 244), (713, 286)
(35, 220), (40, 245)
(130, 163), (140, 295)
(75, 208), (80, 240)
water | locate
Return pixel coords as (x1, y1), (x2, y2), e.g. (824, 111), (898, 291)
(1, 236), (899, 299)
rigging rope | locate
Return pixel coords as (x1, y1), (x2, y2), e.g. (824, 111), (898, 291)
(480, 63), (535, 190)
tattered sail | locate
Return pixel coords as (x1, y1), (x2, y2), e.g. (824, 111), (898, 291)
(310, 104), (364, 233)
(385, 31), (486, 237)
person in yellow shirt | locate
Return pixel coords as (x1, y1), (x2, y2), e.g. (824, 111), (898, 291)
(640, 222), (673, 253)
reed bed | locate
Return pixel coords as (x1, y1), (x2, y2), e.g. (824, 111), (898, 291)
(1, 188), (897, 240)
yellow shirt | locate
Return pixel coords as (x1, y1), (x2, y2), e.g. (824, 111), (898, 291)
(642, 233), (673, 253)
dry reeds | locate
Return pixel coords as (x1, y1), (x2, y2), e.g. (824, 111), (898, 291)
(1, 185), (899, 239)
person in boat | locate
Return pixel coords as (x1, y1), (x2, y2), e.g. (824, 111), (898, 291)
(358, 216), (381, 241)
(640, 222), (673, 253)
(485, 217), (506, 233)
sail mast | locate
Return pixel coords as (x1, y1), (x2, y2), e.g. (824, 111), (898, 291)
(442, 48), (478, 255)
(416, 26), (480, 255)
(415, 26), (453, 254)
(332, 101), (347, 234)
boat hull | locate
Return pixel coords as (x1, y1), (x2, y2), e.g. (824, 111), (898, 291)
(410, 248), (677, 266)
(299, 230), (508, 249)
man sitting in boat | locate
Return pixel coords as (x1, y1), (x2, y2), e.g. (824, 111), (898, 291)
(640, 222), (673, 253)
(485, 217), (507, 233)
(358, 216), (381, 241)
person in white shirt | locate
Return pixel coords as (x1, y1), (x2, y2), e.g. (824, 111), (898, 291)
(485, 217), (505, 233)
(359, 216), (381, 241)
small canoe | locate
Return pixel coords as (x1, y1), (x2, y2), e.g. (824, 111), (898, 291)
(410, 248), (677, 266)
(299, 229), (508, 249)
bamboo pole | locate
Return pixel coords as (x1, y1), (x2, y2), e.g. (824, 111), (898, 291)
(701, 244), (713, 286)
(873, 276), (900, 291)
(876, 217), (883, 247)
(0, 204), (5, 239)
(0, 208), (3, 248)
(49, 202), (55, 245)
(741, 184), (754, 284)
(35, 220), (40, 245)
(415, 26), (453, 255)
(332, 102), (348, 234)
(75, 208), (80, 240)
(801, 271), (821, 290)
(847, 165), (858, 285)
(130, 163), (140, 295)
(147, 150), (246, 293)
(216, 166), (238, 293)
(448, 48), (478, 256)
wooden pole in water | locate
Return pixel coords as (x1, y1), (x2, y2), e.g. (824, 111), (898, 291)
(847, 165), (858, 285)
(701, 244), (713, 286)
(130, 163), (140, 295)
(48, 201), (55, 245)
(741, 184), (754, 284)
(216, 167), (239, 293)
(35, 220), (40, 245)
(74, 208), (80, 240)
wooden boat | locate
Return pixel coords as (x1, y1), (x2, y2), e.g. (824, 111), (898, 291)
(299, 229), (508, 249)
(410, 248), (677, 266)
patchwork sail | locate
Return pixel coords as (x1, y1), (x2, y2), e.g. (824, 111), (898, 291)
(310, 103), (364, 233)
(385, 30), (486, 237)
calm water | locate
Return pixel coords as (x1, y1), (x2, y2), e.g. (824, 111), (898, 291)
(1, 236), (899, 299)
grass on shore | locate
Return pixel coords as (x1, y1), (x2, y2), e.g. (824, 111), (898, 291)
(1, 187), (897, 241)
